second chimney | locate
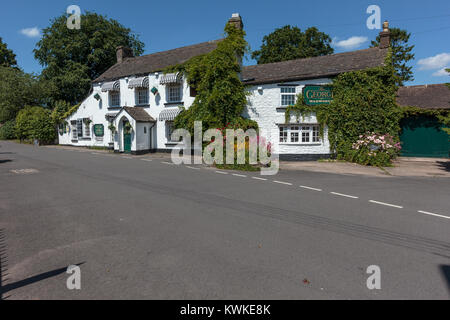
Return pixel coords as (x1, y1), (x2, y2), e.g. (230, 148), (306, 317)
(379, 21), (390, 49)
(116, 46), (134, 63)
(228, 13), (244, 30)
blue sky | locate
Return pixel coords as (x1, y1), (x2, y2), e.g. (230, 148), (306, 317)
(1, 0), (449, 85)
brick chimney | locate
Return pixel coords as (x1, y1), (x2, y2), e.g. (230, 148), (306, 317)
(379, 21), (390, 49)
(116, 46), (134, 63)
(228, 13), (244, 30)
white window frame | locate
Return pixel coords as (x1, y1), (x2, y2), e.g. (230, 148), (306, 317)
(166, 84), (182, 103)
(166, 121), (175, 142)
(71, 121), (78, 140)
(135, 88), (149, 106)
(83, 119), (91, 138)
(109, 91), (120, 108)
(280, 87), (297, 107)
(279, 125), (321, 144)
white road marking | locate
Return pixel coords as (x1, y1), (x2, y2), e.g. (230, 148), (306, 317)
(418, 210), (450, 220)
(215, 171), (228, 175)
(274, 181), (293, 186)
(186, 166), (200, 170)
(232, 174), (247, 178)
(300, 185), (322, 192)
(330, 192), (359, 199)
(162, 161), (176, 165)
(252, 177), (267, 181)
(141, 159), (153, 162)
(10, 169), (39, 175)
(369, 200), (403, 209)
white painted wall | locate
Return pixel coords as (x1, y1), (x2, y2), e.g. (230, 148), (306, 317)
(244, 79), (332, 157)
(59, 73), (333, 157)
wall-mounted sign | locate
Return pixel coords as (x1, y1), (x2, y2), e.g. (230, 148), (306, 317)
(303, 85), (333, 106)
(93, 124), (104, 137)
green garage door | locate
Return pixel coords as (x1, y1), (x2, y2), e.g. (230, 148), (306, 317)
(400, 116), (449, 158)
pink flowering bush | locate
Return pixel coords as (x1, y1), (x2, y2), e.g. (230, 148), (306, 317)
(347, 132), (402, 166)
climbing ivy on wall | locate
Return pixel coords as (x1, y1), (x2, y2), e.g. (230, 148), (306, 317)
(285, 51), (403, 165)
(165, 21), (258, 133)
(400, 106), (450, 135)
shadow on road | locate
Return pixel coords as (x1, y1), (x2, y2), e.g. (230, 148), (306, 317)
(0, 232), (84, 299)
(0, 160), (12, 164)
(436, 161), (450, 172)
(440, 265), (450, 295)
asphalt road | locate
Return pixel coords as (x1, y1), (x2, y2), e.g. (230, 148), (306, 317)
(0, 141), (449, 300)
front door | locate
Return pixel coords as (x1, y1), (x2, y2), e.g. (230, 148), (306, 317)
(123, 123), (132, 154)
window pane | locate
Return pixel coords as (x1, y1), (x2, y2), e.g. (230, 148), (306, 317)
(137, 89), (148, 105)
(312, 126), (320, 142)
(168, 85), (181, 102)
(110, 92), (120, 107)
(279, 127), (287, 143)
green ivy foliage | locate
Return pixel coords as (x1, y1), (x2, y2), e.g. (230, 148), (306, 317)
(165, 22), (258, 134)
(285, 52), (402, 166)
(400, 105), (450, 136)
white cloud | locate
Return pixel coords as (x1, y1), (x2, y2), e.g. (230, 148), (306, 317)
(432, 68), (449, 77)
(417, 53), (450, 70)
(332, 36), (368, 50)
(20, 27), (41, 38)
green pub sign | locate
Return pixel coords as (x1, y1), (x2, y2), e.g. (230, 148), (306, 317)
(303, 85), (333, 106)
(93, 124), (104, 137)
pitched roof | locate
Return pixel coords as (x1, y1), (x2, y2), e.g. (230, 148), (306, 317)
(397, 84), (450, 110)
(120, 107), (156, 122)
(241, 47), (389, 85)
(94, 40), (221, 83)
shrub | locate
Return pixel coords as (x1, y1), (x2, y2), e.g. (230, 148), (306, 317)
(0, 120), (16, 140)
(15, 106), (56, 144)
(343, 132), (402, 166)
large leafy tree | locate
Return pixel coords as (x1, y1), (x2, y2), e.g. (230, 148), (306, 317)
(34, 11), (144, 104)
(0, 37), (18, 68)
(251, 26), (333, 64)
(371, 27), (415, 86)
(0, 66), (53, 123)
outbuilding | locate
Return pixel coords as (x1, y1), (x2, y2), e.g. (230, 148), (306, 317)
(397, 84), (449, 158)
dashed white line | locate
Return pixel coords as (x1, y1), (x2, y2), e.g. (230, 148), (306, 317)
(369, 200), (403, 209)
(330, 192), (359, 199)
(418, 210), (450, 220)
(274, 181), (293, 186)
(215, 171), (228, 175)
(141, 159), (153, 162)
(252, 177), (268, 181)
(233, 174), (247, 178)
(300, 185), (323, 192)
(162, 161), (176, 165)
(186, 166), (200, 170)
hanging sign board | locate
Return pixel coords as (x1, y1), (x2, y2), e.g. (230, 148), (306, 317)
(93, 124), (104, 137)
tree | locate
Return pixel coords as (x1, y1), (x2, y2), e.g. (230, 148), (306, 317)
(0, 37), (18, 68)
(251, 26), (333, 64)
(0, 66), (52, 123)
(34, 11), (145, 104)
(371, 27), (415, 85)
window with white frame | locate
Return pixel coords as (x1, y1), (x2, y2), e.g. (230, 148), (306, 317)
(83, 119), (91, 138)
(279, 125), (321, 144)
(109, 91), (120, 107)
(71, 121), (77, 140)
(167, 84), (182, 103)
(166, 121), (175, 142)
(136, 88), (149, 105)
(280, 87), (296, 106)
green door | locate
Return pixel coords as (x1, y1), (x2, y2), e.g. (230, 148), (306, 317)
(123, 130), (132, 154)
(400, 116), (449, 158)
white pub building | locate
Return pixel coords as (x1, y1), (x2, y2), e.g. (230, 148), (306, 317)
(59, 14), (390, 160)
